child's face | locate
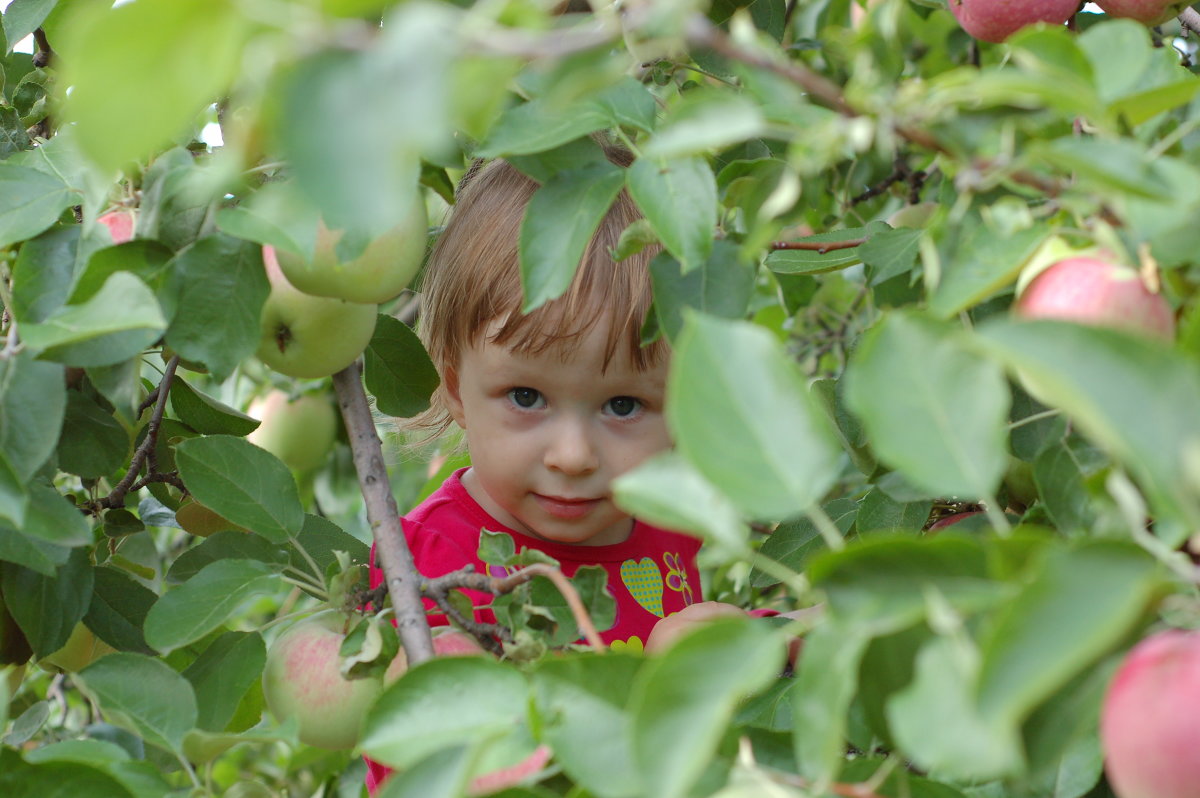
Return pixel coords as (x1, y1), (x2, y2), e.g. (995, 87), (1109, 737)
(446, 319), (671, 547)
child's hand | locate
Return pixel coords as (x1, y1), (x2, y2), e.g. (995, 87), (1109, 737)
(644, 601), (747, 653)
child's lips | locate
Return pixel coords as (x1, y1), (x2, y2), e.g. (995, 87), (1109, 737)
(533, 494), (602, 519)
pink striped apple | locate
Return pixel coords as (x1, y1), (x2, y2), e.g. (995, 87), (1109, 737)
(948, 0), (1079, 43)
(1096, 0), (1190, 25)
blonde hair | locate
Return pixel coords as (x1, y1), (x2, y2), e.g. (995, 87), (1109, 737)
(412, 151), (667, 436)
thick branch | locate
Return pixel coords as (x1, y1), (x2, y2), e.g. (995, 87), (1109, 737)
(333, 362), (435, 665)
(1181, 8), (1200, 35)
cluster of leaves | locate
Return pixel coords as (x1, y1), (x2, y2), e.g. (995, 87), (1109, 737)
(2, 0), (1200, 797)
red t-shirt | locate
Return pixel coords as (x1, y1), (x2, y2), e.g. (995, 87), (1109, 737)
(365, 468), (702, 793)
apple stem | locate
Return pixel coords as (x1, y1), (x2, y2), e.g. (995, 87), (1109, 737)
(332, 362), (436, 665)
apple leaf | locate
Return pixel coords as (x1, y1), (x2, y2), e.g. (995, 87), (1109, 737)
(519, 159), (625, 312)
(168, 377), (260, 437)
(668, 313), (841, 521)
(844, 311), (1010, 501)
(792, 622), (871, 784)
(627, 155), (716, 273)
(143, 559), (278, 654)
(174, 435), (305, 543)
(765, 225), (881, 275)
(630, 616), (782, 798)
(18, 481), (92, 549)
(181, 631), (266, 733)
(56, 390), (129, 480)
(927, 225), (1047, 319)
(163, 234), (269, 382)
(375, 746), (475, 798)
(0, 747), (137, 798)
(10, 225), (81, 324)
(75, 653), (198, 754)
(166, 530), (289, 585)
(648, 241), (756, 342)
(363, 315), (440, 418)
(85, 566), (157, 656)
(0, 547), (94, 657)
(0, 163), (77, 248)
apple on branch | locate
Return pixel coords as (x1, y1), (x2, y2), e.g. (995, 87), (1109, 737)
(247, 390), (338, 474)
(1095, 0), (1191, 25)
(97, 209), (136, 245)
(257, 246), (379, 379)
(948, 0), (1079, 43)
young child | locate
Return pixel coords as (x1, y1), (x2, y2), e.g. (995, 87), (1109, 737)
(364, 149), (720, 792)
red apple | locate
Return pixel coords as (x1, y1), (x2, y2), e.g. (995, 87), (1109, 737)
(262, 612), (384, 750)
(645, 601), (747, 654)
(247, 390), (338, 474)
(1100, 629), (1200, 798)
(948, 0), (1079, 43)
(384, 627), (487, 685)
(1096, 0), (1190, 25)
(1013, 257), (1175, 341)
(926, 510), (983, 532)
(97, 210), (136, 244)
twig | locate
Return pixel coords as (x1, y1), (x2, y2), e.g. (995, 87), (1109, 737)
(1180, 8), (1200, 35)
(32, 29), (52, 68)
(86, 356), (180, 513)
(770, 237), (866, 253)
(333, 362), (435, 666)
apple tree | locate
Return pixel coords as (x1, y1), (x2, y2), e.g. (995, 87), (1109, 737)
(2, 0), (1200, 796)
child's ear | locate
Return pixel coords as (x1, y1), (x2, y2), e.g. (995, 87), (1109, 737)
(443, 369), (467, 428)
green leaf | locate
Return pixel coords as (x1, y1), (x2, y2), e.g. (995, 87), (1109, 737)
(377, 745), (474, 798)
(750, 498), (858, 588)
(648, 241), (756, 342)
(0, 163), (76, 248)
(1030, 137), (1171, 200)
(3, 1), (56, 55)
(75, 653), (198, 753)
(630, 616), (783, 798)
(860, 227), (923, 286)
(0, 351), (64, 481)
(363, 315), (440, 418)
(1, 547), (94, 657)
(764, 226), (881, 275)
(977, 319), (1200, 528)
(70, 240), (175, 307)
(59, 0), (248, 172)
(85, 567), (157, 656)
(791, 622), (870, 783)
(174, 435), (305, 543)
(627, 156), (716, 272)
(19, 272), (167, 368)
(532, 654), (643, 798)
(518, 160), (626, 312)
(166, 530), (288, 584)
(0, 526), (68, 576)
(360, 657), (530, 769)
(162, 234), (269, 382)
(613, 451), (748, 554)
(181, 631), (266, 732)
(669, 314), (841, 520)
(844, 312), (1010, 500)
(927, 226), (1046, 318)
(19, 481), (93, 548)
(975, 541), (1159, 726)
(10, 224), (82, 324)
(168, 377), (260, 437)
(855, 488), (932, 535)
(293, 513), (371, 577)
(56, 390), (129, 479)
(643, 92), (766, 160)
(0, 748), (136, 798)
(143, 559), (278, 654)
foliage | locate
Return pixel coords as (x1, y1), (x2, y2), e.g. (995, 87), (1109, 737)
(2, 0), (1200, 796)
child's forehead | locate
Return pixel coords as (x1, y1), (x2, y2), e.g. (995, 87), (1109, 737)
(473, 312), (665, 374)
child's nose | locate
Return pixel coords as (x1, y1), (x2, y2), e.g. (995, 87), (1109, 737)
(544, 418), (600, 475)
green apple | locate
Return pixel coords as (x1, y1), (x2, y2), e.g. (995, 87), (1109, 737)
(176, 497), (249, 537)
(273, 202), (428, 305)
(40, 622), (116, 673)
(247, 390), (339, 474)
(257, 247), (379, 379)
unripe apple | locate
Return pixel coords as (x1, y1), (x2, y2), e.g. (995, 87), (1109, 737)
(948, 0), (1079, 43)
(39, 623), (116, 673)
(1013, 257), (1175, 341)
(384, 627), (487, 685)
(273, 206), (428, 305)
(97, 209), (136, 245)
(247, 390), (338, 474)
(262, 612), (383, 750)
(175, 497), (249, 537)
(1095, 0), (1190, 25)
(1100, 629), (1200, 798)
(257, 247), (379, 379)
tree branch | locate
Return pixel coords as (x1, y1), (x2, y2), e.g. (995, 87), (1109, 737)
(333, 362), (435, 666)
(1180, 7), (1200, 35)
(770, 238), (866, 253)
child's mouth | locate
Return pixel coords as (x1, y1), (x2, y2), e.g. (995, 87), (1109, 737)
(534, 494), (601, 519)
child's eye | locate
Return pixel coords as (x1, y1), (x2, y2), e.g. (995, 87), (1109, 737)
(507, 387), (544, 409)
(605, 396), (641, 417)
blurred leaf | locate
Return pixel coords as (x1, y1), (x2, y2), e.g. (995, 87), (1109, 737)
(181, 631), (266, 732)
(669, 314), (841, 521)
(19, 272), (167, 367)
(70, 240), (175, 306)
(750, 498), (857, 588)
(643, 92), (766, 159)
(0, 529), (68, 576)
(0, 163), (76, 248)
(844, 312), (1010, 501)
(627, 156), (716, 272)
(3, 1), (56, 56)
(532, 654), (643, 798)
(649, 241), (756, 342)
(1, 547), (94, 657)
(630, 616), (783, 798)
(85, 567), (156, 656)
(792, 622), (870, 783)
(860, 227), (922, 286)
(162, 234), (269, 382)
(75, 653), (198, 753)
(377, 745), (474, 798)
(1031, 138), (1170, 200)
(976, 540), (1159, 726)
(927, 226), (1045, 319)
(613, 451), (747, 554)
(168, 377), (259, 437)
(143, 559), (278, 654)
(1033, 435), (1106, 533)
(10, 225), (82, 324)
(175, 435), (305, 543)
(0, 748), (136, 798)
(364, 315), (440, 418)
(57, 390), (129, 479)
(519, 160), (625, 312)
(977, 319), (1200, 528)
(59, 0), (248, 172)
(361, 657), (529, 769)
